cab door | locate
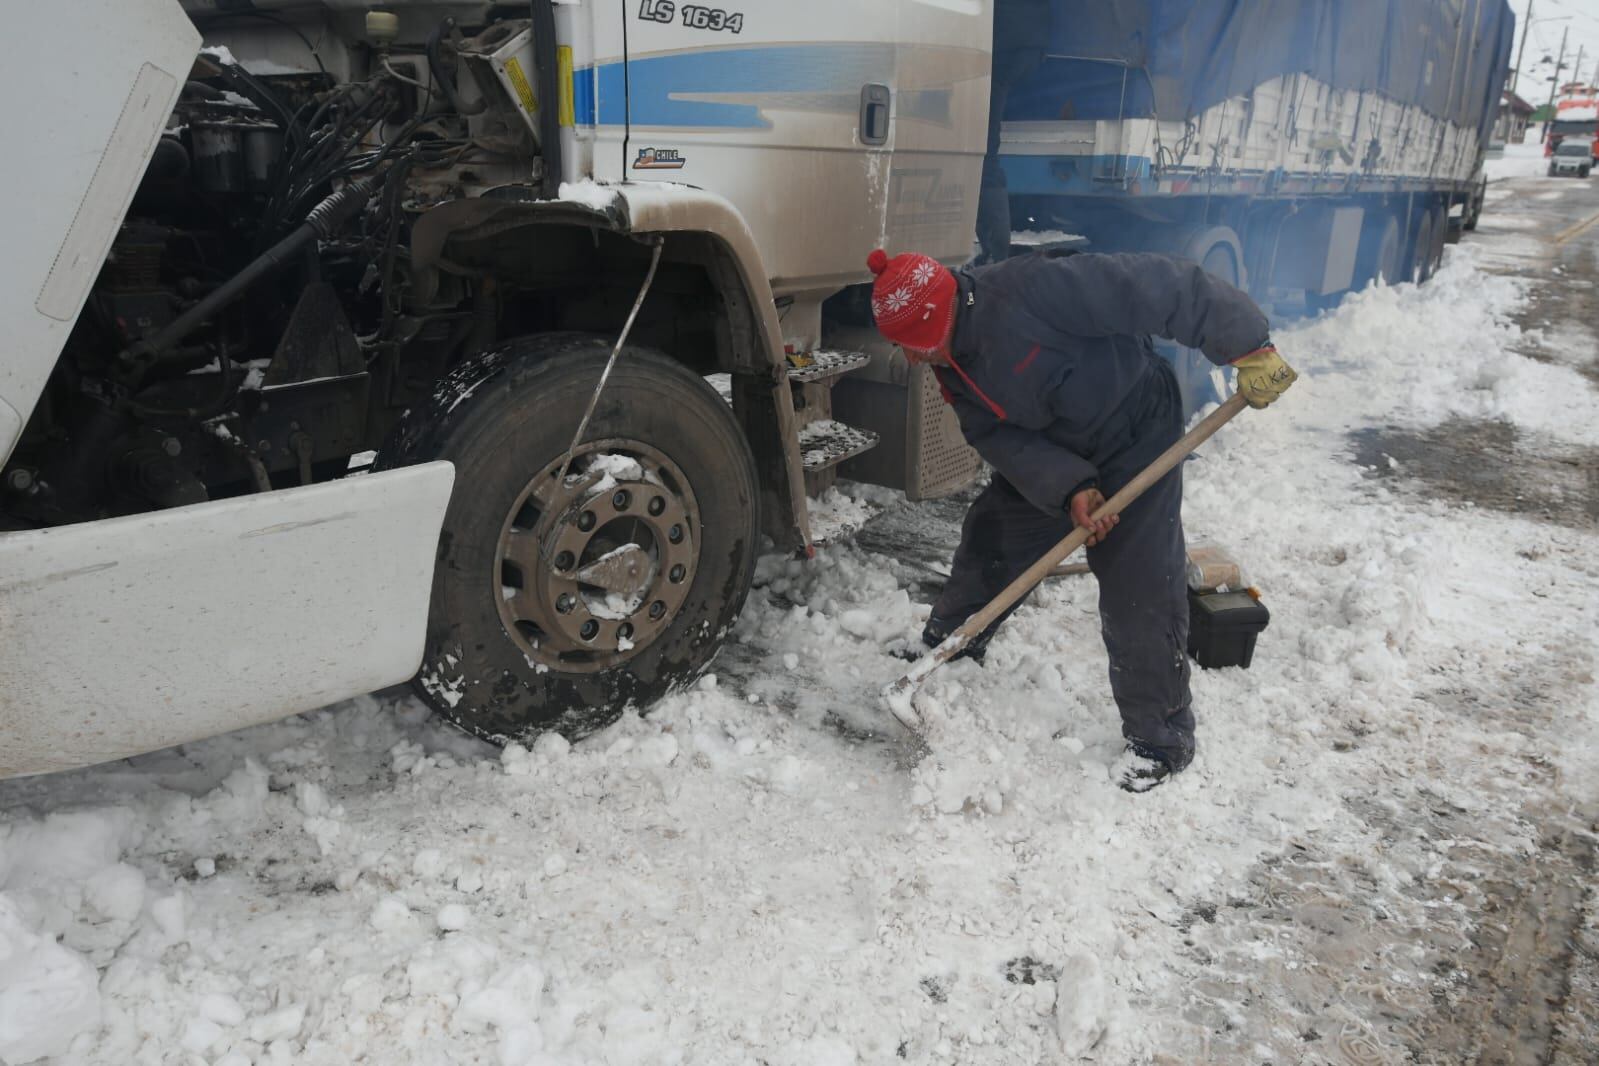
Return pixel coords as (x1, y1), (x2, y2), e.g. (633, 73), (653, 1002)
(614, 0), (904, 294)
(885, 0), (994, 265)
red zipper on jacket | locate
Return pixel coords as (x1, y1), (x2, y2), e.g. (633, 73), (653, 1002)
(944, 354), (1008, 421)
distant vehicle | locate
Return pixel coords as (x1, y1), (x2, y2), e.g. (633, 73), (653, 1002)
(1549, 140), (1594, 178)
(1547, 94), (1599, 160)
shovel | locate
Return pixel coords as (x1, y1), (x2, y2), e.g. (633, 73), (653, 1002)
(883, 392), (1250, 736)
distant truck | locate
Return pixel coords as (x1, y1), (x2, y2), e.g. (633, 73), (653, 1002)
(992, 0), (1514, 411)
(1546, 93), (1599, 162)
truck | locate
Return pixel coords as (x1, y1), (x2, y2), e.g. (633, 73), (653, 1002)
(1, 0), (1510, 778)
(1545, 91), (1599, 163)
(991, 0), (1513, 411)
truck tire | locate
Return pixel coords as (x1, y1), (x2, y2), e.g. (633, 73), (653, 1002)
(1410, 208), (1443, 284)
(377, 334), (760, 744)
(1463, 177), (1485, 231)
(1582, 167), (1591, 179)
(1355, 213), (1404, 288)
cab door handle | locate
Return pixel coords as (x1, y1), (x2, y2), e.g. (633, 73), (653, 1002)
(860, 84), (891, 146)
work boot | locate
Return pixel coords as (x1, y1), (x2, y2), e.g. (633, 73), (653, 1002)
(919, 615), (993, 665)
(1115, 741), (1188, 794)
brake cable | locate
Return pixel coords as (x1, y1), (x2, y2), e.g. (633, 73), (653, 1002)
(553, 237), (665, 486)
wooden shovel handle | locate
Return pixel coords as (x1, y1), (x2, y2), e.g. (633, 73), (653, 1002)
(888, 392), (1249, 698)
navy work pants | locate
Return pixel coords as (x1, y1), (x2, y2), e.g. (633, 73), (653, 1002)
(926, 361), (1195, 769)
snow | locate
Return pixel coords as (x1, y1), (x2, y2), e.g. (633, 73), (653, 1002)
(1484, 139), (1553, 182)
(2, 229), (1598, 1062)
(808, 484), (881, 544)
(585, 453), (645, 481)
(558, 180), (621, 211)
(1011, 229), (1086, 247)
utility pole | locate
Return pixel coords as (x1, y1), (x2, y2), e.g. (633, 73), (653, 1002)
(1511, 0), (1532, 96)
(1544, 24), (1569, 142)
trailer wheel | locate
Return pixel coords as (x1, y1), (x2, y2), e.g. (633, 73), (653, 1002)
(377, 334), (760, 744)
(1355, 213), (1405, 289)
(1410, 209), (1443, 284)
(1463, 177), (1486, 231)
(1421, 206), (1447, 282)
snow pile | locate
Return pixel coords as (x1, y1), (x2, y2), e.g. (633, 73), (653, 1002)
(1484, 139), (1553, 181)
(807, 485), (881, 544)
(2, 236), (1597, 1063)
(1299, 245), (1598, 445)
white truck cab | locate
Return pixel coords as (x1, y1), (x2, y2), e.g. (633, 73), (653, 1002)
(1, 0), (991, 776)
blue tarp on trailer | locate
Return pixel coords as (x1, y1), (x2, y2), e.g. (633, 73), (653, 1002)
(1004, 0), (1515, 148)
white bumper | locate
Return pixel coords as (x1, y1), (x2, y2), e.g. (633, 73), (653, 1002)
(0, 463), (454, 778)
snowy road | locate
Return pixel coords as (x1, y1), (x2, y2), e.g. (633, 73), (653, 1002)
(4, 165), (1599, 1065)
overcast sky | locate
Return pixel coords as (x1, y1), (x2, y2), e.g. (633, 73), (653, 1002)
(1508, 0), (1599, 102)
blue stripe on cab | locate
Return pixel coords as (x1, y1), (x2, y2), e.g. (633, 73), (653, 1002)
(584, 43), (892, 129)
(572, 64), (598, 126)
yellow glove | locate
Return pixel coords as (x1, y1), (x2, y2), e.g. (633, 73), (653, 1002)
(1231, 345), (1297, 408)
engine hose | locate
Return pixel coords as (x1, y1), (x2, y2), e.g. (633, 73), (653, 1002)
(427, 17), (487, 117)
(119, 176), (381, 375)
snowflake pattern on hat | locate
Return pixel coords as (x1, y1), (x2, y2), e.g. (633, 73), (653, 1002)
(864, 248), (957, 352)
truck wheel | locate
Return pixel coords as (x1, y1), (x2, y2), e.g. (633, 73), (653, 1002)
(1463, 178), (1485, 231)
(377, 334), (760, 743)
(1410, 209), (1441, 284)
(1355, 213), (1404, 288)
(1582, 167), (1591, 179)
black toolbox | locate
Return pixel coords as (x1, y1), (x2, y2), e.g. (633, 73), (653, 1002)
(1187, 589), (1271, 669)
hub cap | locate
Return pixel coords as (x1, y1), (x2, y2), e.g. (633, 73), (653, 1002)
(495, 441), (699, 673)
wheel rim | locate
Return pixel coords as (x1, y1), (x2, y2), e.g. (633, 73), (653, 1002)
(494, 440), (700, 674)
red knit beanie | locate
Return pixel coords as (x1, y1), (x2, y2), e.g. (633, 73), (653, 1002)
(867, 249), (957, 353)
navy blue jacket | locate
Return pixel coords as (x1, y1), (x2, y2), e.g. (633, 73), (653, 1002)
(935, 252), (1270, 516)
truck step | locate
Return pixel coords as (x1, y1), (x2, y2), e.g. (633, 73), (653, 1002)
(799, 419), (879, 472)
(787, 349), (871, 383)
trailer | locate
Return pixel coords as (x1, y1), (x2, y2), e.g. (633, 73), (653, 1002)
(991, 0), (1515, 412)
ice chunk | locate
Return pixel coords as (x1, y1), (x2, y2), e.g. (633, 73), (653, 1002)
(0, 898), (101, 1064)
(1053, 953), (1107, 1056)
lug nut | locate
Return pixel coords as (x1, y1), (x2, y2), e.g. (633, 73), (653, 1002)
(611, 489), (631, 510)
(648, 496), (666, 516)
(556, 593), (575, 614)
(669, 564), (686, 583)
(579, 620), (599, 641)
(577, 510), (596, 532)
(649, 601), (667, 620)
(4, 468), (34, 493)
(668, 524), (684, 544)
(554, 551), (575, 571)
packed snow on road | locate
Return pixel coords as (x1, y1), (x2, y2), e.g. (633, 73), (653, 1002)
(4, 230), (1598, 1063)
